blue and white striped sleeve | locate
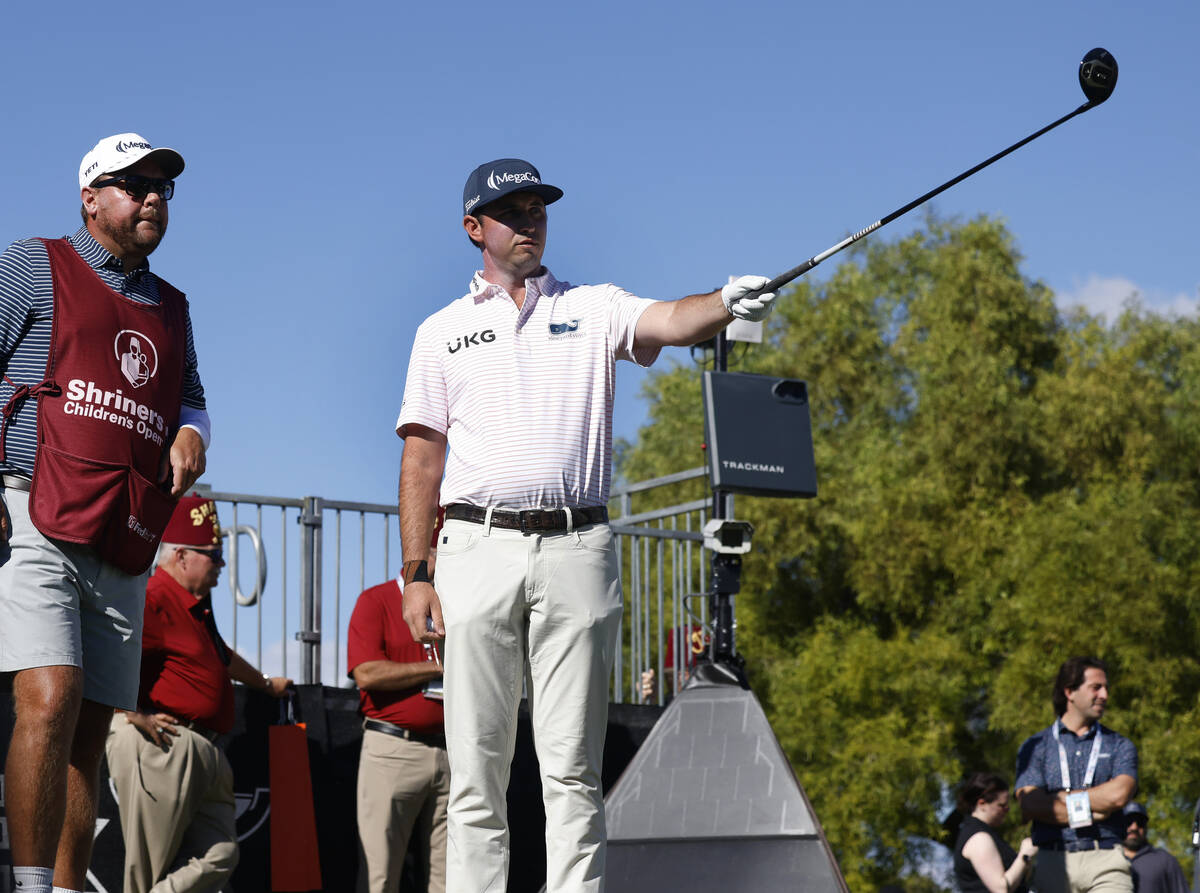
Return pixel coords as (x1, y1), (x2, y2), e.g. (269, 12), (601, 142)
(0, 240), (40, 360)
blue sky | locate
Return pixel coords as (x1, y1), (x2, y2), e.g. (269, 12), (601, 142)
(1, 2), (1195, 677)
(2, 0), (1194, 503)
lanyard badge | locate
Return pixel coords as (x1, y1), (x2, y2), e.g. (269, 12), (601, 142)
(1053, 723), (1102, 829)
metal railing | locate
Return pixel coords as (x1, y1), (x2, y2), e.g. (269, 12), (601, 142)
(204, 468), (718, 703)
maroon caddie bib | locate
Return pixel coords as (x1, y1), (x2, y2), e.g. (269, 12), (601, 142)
(24, 238), (186, 574)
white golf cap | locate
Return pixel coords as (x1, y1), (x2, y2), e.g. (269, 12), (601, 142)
(78, 133), (185, 191)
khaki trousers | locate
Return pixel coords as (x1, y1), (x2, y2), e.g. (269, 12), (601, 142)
(356, 727), (451, 893)
(436, 519), (623, 893)
(106, 715), (238, 893)
(1034, 845), (1133, 893)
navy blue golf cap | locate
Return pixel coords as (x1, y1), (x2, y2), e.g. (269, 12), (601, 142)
(1123, 801), (1148, 822)
(462, 159), (563, 217)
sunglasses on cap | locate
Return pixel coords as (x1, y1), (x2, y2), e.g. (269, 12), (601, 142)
(91, 174), (175, 201)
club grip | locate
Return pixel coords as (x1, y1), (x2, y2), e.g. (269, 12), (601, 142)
(764, 259), (818, 293)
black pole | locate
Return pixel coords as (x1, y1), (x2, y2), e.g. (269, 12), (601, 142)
(1191, 796), (1199, 893)
(708, 329), (740, 669)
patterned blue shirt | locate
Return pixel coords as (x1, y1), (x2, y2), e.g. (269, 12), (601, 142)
(0, 226), (207, 475)
(1014, 719), (1138, 845)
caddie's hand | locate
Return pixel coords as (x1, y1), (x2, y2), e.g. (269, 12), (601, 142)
(0, 494), (10, 545)
(266, 676), (293, 698)
(721, 274), (777, 322)
(402, 581), (445, 643)
(161, 426), (206, 497)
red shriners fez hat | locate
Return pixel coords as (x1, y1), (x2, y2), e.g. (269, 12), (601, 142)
(664, 625), (709, 669)
(162, 494), (222, 547)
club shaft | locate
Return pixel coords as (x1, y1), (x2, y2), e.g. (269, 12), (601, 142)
(765, 100), (1096, 294)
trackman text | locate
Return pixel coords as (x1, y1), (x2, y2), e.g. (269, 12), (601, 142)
(722, 460), (785, 474)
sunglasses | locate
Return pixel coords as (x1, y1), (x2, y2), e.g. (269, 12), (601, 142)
(182, 545), (223, 562)
(91, 174), (175, 201)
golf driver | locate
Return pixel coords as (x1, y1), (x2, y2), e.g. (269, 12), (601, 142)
(763, 47), (1118, 294)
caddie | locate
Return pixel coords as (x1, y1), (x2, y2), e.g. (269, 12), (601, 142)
(0, 132), (210, 893)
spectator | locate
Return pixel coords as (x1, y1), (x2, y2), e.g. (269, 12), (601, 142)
(1122, 801), (1188, 893)
(348, 526), (448, 893)
(105, 495), (290, 893)
(1015, 656), (1137, 893)
(953, 771), (1036, 893)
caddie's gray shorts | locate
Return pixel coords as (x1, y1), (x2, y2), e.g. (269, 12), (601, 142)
(0, 484), (147, 709)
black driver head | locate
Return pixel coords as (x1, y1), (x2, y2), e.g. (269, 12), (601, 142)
(1079, 48), (1118, 104)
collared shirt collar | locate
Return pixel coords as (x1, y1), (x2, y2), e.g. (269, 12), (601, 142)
(188, 592), (215, 618)
(467, 267), (567, 303)
(151, 567), (200, 608)
(1056, 716), (1100, 740)
(67, 225), (151, 278)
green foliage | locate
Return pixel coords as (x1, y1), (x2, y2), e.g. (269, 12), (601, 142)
(616, 215), (1200, 890)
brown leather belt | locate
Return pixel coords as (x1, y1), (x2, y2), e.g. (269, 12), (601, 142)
(179, 718), (220, 742)
(364, 718), (446, 748)
(1041, 839), (1118, 852)
(444, 504), (608, 534)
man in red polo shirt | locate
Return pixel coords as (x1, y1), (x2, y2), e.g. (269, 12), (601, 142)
(104, 495), (291, 893)
(348, 528), (448, 893)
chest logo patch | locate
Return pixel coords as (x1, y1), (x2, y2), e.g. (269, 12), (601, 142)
(549, 319), (581, 336)
(114, 330), (159, 388)
(447, 329), (496, 354)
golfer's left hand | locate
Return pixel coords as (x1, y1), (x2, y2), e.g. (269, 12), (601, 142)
(721, 275), (776, 322)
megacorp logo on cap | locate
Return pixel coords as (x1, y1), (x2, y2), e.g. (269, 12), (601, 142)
(115, 139), (152, 154)
(462, 158), (562, 217)
(486, 170), (539, 191)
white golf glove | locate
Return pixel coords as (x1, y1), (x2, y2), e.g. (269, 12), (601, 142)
(721, 275), (776, 322)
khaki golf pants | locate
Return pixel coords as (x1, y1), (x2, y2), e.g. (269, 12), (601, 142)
(1034, 845), (1133, 893)
(436, 519), (622, 893)
(106, 715), (238, 893)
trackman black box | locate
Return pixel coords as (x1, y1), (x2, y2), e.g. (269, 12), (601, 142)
(702, 371), (817, 498)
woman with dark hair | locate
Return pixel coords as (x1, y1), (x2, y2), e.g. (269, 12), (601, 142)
(953, 772), (1037, 893)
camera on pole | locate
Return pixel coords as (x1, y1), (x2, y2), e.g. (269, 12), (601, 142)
(696, 327), (819, 678)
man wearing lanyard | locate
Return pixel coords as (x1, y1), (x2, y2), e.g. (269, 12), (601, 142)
(1015, 656), (1138, 893)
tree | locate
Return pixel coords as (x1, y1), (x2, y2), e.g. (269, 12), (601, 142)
(615, 214), (1200, 889)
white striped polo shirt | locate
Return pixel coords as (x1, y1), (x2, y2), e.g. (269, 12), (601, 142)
(396, 268), (660, 509)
